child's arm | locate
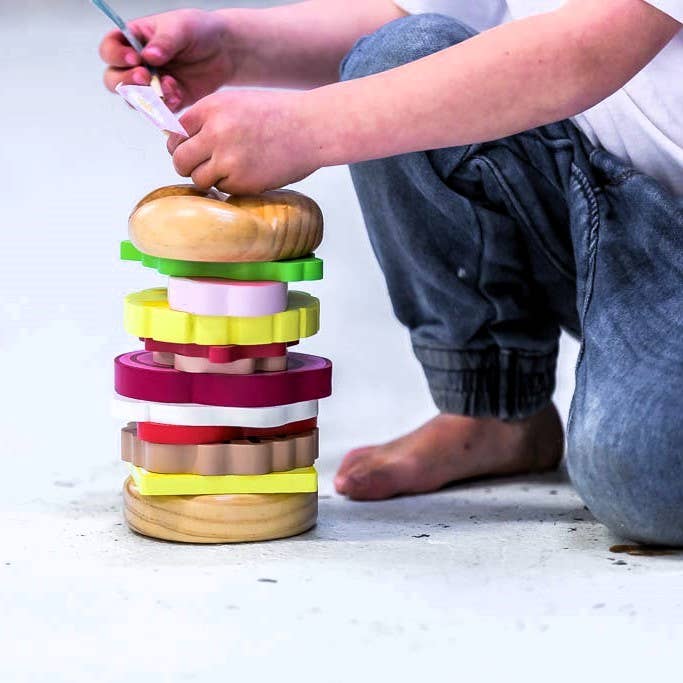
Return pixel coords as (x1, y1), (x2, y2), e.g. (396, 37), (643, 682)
(100, 1), (403, 110)
(168, 0), (681, 194)
(215, 1), (407, 88)
(308, 0), (682, 164)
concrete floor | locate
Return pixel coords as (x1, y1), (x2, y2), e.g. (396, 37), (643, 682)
(1, 2), (682, 681)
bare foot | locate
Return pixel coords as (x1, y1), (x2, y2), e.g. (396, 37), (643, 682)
(334, 404), (564, 500)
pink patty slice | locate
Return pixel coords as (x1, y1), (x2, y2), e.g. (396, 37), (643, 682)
(172, 353), (288, 375)
(167, 277), (288, 317)
(151, 351), (288, 375)
(142, 339), (297, 363)
(114, 350), (332, 408)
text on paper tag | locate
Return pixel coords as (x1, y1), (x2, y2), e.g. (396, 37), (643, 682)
(116, 84), (189, 137)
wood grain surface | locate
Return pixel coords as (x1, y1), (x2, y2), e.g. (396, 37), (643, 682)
(123, 477), (318, 543)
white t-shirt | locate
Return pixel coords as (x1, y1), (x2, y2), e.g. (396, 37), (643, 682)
(396, 1), (683, 195)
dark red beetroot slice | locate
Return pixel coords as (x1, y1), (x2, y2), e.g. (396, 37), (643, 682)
(115, 351), (332, 408)
(137, 417), (318, 445)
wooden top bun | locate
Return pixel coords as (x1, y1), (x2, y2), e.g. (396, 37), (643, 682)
(129, 185), (324, 263)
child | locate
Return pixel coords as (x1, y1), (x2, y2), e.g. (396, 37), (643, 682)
(100, 1), (683, 545)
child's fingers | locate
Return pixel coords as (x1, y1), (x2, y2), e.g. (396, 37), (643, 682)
(178, 105), (206, 138)
(99, 30), (141, 68)
(171, 134), (211, 179)
(190, 158), (218, 190)
(160, 74), (185, 113)
(166, 132), (186, 155)
(126, 18), (155, 44)
(103, 66), (151, 93)
(140, 15), (191, 67)
(214, 176), (237, 195)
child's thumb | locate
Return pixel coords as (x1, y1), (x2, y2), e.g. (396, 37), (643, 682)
(141, 21), (187, 65)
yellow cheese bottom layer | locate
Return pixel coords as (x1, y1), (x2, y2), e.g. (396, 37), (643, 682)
(129, 464), (318, 496)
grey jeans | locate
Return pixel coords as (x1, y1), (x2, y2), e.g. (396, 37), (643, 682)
(341, 14), (683, 545)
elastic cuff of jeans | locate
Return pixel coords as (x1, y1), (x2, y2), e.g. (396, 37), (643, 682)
(413, 345), (557, 421)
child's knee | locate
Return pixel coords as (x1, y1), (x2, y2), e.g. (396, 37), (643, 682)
(568, 393), (683, 546)
(340, 13), (476, 81)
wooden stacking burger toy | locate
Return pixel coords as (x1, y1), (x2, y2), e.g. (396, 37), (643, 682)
(113, 185), (331, 543)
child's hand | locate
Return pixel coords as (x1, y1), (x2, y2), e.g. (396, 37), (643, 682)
(99, 9), (233, 112)
(166, 90), (321, 195)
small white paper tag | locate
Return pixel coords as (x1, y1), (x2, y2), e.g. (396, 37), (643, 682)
(116, 83), (188, 137)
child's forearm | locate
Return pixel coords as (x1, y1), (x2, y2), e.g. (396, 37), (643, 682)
(301, 0), (680, 165)
(216, 0), (405, 88)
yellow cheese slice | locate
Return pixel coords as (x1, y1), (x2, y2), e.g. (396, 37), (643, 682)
(129, 464), (318, 496)
(124, 289), (319, 345)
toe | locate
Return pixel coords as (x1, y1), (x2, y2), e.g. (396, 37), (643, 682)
(341, 467), (386, 500)
(335, 447), (373, 494)
(334, 471), (349, 495)
(338, 451), (417, 501)
(343, 462), (404, 500)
